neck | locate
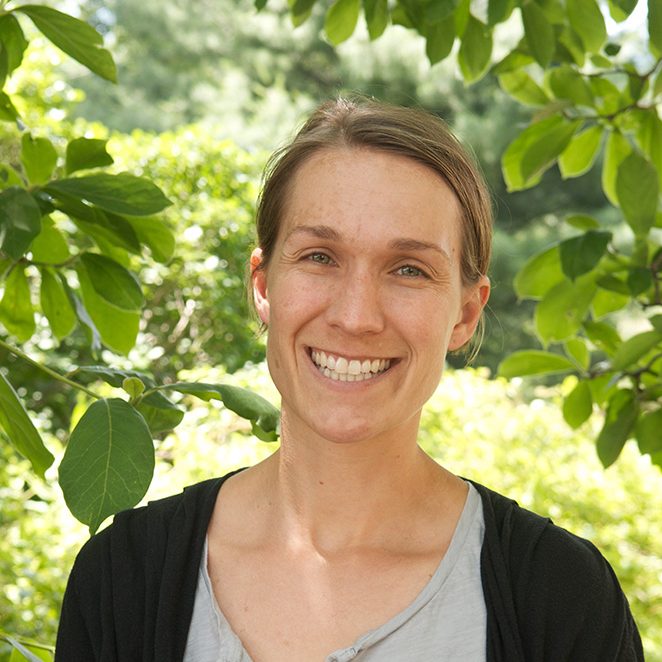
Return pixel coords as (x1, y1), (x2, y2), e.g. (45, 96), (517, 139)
(257, 413), (455, 555)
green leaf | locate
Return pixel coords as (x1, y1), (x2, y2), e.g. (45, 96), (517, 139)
(162, 382), (280, 438)
(0, 163), (23, 190)
(21, 133), (58, 186)
(488, 0), (516, 24)
(567, 0), (606, 52)
(535, 275), (596, 344)
(592, 287), (629, 318)
(0, 90), (18, 121)
(65, 137), (114, 175)
(363, 0), (388, 40)
(123, 214), (174, 263)
(616, 152), (659, 236)
(498, 70), (549, 106)
(454, 0), (471, 36)
(521, 0), (555, 67)
(0, 265), (35, 341)
(498, 350), (575, 377)
(627, 267), (653, 296)
(564, 337), (590, 369)
(548, 66), (594, 106)
(565, 214), (600, 231)
(502, 116), (580, 191)
(39, 266), (76, 340)
(650, 314), (662, 333)
(29, 216), (70, 264)
(0, 186), (42, 260)
(563, 379), (593, 428)
(325, 0), (360, 45)
(59, 398), (154, 533)
(611, 330), (662, 371)
(559, 230), (611, 280)
(16, 5), (117, 82)
(0, 370), (53, 477)
(596, 273), (630, 295)
(596, 389), (638, 467)
(44, 173), (172, 216)
(425, 17), (455, 65)
(122, 376), (145, 399)
(0, 14), (28, 83)
(601, 131), (632, 206)
(255, 0), (268, 9)
(636, 408), (662, 455)
(71, 365), (157, 389)
(291, 0), (316, 14)
(514, 244), (564, 299)
(636, 109), (662, 189)
(79, 253), (144, 311)
(76, 261), (140, 354)
(649, 0), (662, 55)
(607, 0), (637, 22)
(135, 391), (184, 436)
(559, 126), (603, 179)
(584, 320), (621, 356)
(458, 16), (492, 82)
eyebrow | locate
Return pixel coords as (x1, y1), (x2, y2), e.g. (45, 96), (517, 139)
(286, 224), (452, 263)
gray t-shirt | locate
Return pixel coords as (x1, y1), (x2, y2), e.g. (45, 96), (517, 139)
(184, 482), (486, 662)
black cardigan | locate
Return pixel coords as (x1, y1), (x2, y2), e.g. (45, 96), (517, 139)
(55, 471), (644, 661)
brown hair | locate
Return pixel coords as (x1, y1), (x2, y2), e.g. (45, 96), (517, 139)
(254, 96), (493, 358)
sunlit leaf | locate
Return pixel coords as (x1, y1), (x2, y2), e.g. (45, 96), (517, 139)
(325, 0), (360, 45)
(521, 0), (555, 67)
(564, 337), (590, 369)
(498, 350), (575, 377)
(636, 408), (662, 455)
(596, 389), (638, 467)
(565, 214), (600, 231)
(425, 18), (455, 64)
(611, 330), (662, 371)
(21, 133), (58, 186)
(498, 70), (549, 106)
(601, 130), (631, 206)
(59, 398), (154, 533)
(584, 320), (621, 356)
(563, 379), (592, 428)
(124, 214), (175, 263)
(458, 16), (492, 82)
(0, 265), (35, 341)
(559, 125), (602, 178)
(559, 230), (611, 280)
(0, 14), (28, 84)
(514, 244), (564, 299)
(65, 137), (114, 175)
(0, 371), (54, 477)
(363, 0), (388, 40)
(567, 0), (606, 52)
(39, 266), (76, 340)
(616, 152), (659, 236)
(80, 253), (144, 311)
(649, 0), (662, 55)
(16, 5), (117, 82)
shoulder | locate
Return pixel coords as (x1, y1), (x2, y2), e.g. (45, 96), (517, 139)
(470, 481), (643, 661)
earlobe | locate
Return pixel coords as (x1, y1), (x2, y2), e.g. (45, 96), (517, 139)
(251, 247), (270, 325)
(448, 276), (490, 351)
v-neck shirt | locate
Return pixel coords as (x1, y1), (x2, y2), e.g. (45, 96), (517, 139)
(184, 482), (486, 661)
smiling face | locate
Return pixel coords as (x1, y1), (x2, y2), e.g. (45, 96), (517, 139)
(252, 147), (489, 446)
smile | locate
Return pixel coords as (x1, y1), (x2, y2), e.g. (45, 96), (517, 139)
(309, 349), (392, 382)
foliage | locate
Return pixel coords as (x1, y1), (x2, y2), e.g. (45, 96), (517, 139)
(256, 0), (662, 471)
(1, 367), (660, 660)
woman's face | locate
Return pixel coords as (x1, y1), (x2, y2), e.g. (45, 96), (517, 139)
(252, 147), (489, 445)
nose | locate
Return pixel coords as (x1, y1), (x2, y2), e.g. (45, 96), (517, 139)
(325, 268), (386, 335)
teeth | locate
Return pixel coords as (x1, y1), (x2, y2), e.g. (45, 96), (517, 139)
(310, 349), (392, 382)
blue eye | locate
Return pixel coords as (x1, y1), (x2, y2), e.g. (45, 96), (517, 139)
(396, 264), (427, 278)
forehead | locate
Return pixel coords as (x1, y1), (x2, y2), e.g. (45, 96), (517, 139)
(280, 147), (462, 251)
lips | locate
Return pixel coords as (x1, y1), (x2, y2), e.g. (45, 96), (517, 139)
(310, 348), (392, 382)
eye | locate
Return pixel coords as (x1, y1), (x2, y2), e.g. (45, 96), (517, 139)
(306, 252), (334, 265)
(395, 264), (428, 278)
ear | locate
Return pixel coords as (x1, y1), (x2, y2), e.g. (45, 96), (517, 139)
(448, 276), (490, 351)
(251, 247), (270, 325)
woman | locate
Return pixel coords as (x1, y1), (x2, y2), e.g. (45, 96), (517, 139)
(56, 98), (643, 661)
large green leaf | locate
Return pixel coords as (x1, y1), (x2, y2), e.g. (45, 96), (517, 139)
(514, 244), (564, 298)
(547, 66), (594, 106)
(564, 337), (590, 369)
(162, 382), (280, 439)
(502, 116), (580, 191)
(596, 389), (638, 468)
(567, 0), (606, 52)
(592, 287), (629, 318)
(559, 125), (603, 178)
(325, 0), (360, 45)
(76, 262), (140, 354)
(65, 137), (114, 175)
(607, 0), (637, 22)
(0, 14), (28, 84)
(535, 275), (596, 344)
(29, 216), (70, 264)
(59, 398), (154, 533)
(601, 130), (631, 206)
(39, 266), (76, 340)
(80, 253), (144, 311)
(0, 265), (35, 341)
(559, 230), (611, 280)
(521, 1), (555, 67)
(498, 70), (549, 106)
(0, 371), (54, 477)
(488, 0), (516, 24)
(458, 16), (492, 82)
(71, 365), (156, 389)
(16, 5), (117, 82)
(21, 133), (58, 186)
(498, 350), (575, 378)
(563, 379), (593, 428)
(45, 173), (172, 216)
(636, 109), (662, 188)
(363, 0), (388, 40)
(0, 186), (42, 260)
(611, 330), (662, 371)
(584, 320), (621, 356)
(649, 0), (662, 55)
(616, 152), (659, 236)
(425, 17), (455, 65)
(124, 214), (175, 263)
(636, 408), (662, 455)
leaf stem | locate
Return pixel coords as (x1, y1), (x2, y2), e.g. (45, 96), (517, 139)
(0, 337), (100, 399)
